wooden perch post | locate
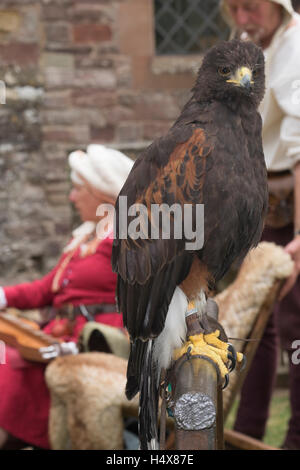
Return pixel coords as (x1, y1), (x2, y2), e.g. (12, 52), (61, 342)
(170, 311), (224, 450)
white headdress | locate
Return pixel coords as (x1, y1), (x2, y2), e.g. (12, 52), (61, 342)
(65, 145), (134, 253)
(69, 144), (134, 199)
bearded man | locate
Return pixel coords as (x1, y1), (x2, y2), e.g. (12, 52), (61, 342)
(222, 0), (300, 449)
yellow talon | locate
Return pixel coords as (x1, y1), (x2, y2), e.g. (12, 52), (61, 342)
(173, 330), (244, 382)
(203, 330), (228, 351)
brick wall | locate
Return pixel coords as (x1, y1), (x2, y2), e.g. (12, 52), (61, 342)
(0, 0), (200, 284)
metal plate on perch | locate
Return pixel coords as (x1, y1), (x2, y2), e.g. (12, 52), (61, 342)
(174, 392), (216, 430)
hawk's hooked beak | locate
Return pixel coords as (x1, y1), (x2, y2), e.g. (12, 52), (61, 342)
(227, 67), (254, 90)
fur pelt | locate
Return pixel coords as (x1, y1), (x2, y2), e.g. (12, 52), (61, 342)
(217, 241), (294, 411)
(45, 352), (138, 450)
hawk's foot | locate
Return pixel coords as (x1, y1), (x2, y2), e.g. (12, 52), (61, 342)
(173, 302), (245, 388)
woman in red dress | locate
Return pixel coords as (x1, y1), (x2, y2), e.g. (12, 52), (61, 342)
(0, 144), (133, 449)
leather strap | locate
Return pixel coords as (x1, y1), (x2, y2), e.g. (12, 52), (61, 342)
(55, 303), (118, 320)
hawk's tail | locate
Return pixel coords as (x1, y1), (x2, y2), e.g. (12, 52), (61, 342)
(126, 339), (159, 450)
(125, 338), (146, 400)
(139, 339), (159, 450)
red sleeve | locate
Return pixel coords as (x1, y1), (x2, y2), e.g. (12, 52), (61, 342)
(98, 234), (114, 259)
(3, 267), (58, 310)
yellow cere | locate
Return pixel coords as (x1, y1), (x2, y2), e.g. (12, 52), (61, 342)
(226, 66), (254, 86)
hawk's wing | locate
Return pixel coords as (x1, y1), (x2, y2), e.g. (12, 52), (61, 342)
(112, 117), (215, 341)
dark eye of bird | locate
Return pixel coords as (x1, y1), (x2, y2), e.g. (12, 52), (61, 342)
(218, 66), (231, 77)
(252, 69), (258, 78)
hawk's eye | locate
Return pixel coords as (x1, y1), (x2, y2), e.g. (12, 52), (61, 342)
(218, 67), (231, 77)
(252, 69), (258, 78)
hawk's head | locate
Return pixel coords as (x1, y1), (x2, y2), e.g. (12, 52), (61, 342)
(193, 39), (265, 109)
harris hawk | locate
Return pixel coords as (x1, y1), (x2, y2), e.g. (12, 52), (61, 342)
(112, 39), (268, 449)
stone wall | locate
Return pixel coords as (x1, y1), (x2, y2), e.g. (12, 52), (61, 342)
(0, 0), (200, 284)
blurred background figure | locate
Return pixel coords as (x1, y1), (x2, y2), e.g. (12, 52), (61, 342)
(292, 0), (300, 12)
(221, 0), (300, 449)
(0, 145), (133, 449)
